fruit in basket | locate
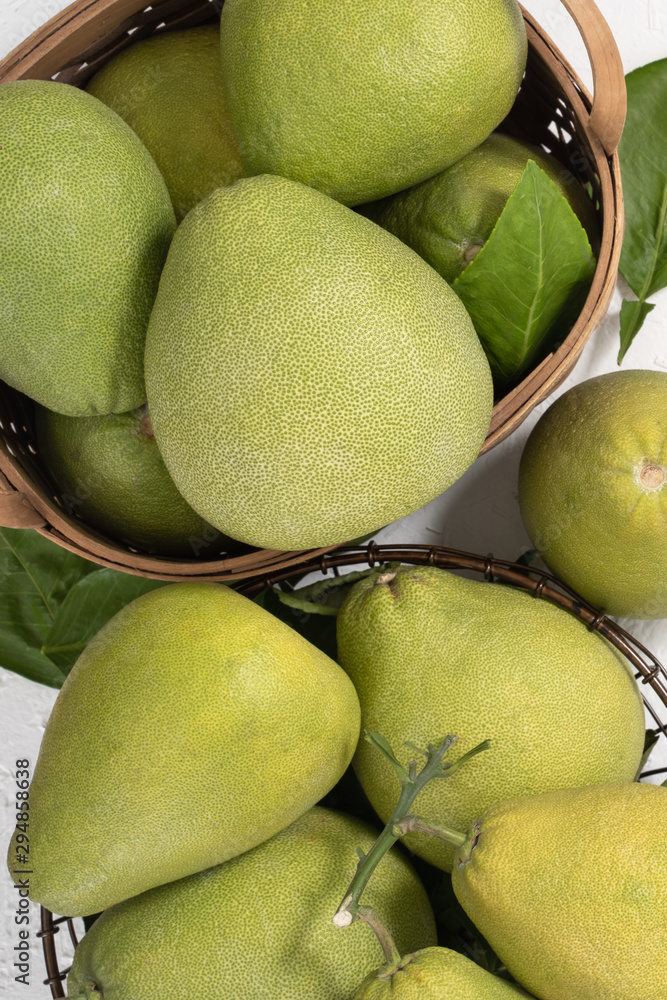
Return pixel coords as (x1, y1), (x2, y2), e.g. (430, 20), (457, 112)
(451, 782), (667, 1000)
(219, 0), (527, 206)
(65, 807), (437, 1000)
(519, 369), (667, 618)
(360, 132), (600, 284)
(0, 80), (176, 416)
(336, 564), (646, 871)
(144, 173), (493, 551)
(7, 583), (361, 915)
(353, 947), (532, 999)
(35, 403), (241, 557)
(86, 25), (246, 221)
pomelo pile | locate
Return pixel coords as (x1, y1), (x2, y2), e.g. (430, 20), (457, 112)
(0, 0), (589, 557)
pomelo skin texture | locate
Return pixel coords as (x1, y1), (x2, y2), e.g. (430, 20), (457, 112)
(145, 174), (493, 551)
(353, 947), (533, 999)
(65, 807), (437, 1000)
(452, 783), (667, 1000)
(519, 370), (667, 618)
(6, 583), (361, 916)
(0, 80), (176, 416)
(360, 133), (600, 284)
(34, 403), (242, 557)
(86, 26), (246, 222)
(219, 0), (527, 206)
(336, 565), (645, 872)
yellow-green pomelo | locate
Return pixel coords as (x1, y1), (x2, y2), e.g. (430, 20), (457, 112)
(360, 133), (600, 284)
(66, 807), (436, 1000)
(451, 782), (667, 1000)
(336, 565), (645, 872)
(86, 26), (246, 221)
(519, 370), (667, 619)
(353, 947), (532, 999)
(0, 80), (176, 416)
(145, 174), (493, 551)
(7, 583), (360, 915)
(34, 404), (241, 557)
(219, 0), (527, 206)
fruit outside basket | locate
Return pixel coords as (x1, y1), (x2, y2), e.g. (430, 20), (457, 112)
(0, 0), (626, 583)
(36, 542), (667, 997)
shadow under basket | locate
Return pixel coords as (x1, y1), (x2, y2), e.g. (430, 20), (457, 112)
(0, 0), (625, 582)
(37, 543), (667, 996)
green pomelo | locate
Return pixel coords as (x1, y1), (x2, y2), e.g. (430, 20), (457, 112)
(353, 947), (532, 999)
(360, 133), (600, 284)
(7, 583), (360, 915)
(219, 0), (527, 206)
(336, 565), (646, 872)
(34, 404), (243, 557)
(66, 807), (437, 1000)
(451, 783), (667, 1000)
(86, 26), (246, 222)
(144, 174), (493, 551)
(519, 369), (667, 618)
(0, 80), (176, 415)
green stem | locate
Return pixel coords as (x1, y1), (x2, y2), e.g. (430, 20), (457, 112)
(357, 906), (402, 965)
(333, 732), (489, 936)
(392, 813), (467, 847)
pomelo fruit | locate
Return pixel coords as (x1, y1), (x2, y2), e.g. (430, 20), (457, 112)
(7, 583), (361, 915)
(219, 0), (527, 206)
(519, 369), (667, 618)
(35, 404), (241, 557)
(360, 133), (600, 284)
(0, 80), (176, 416)
(336, 564), (646, 872)
(144, 173), (493, 551)
(86, 26), (246, 221)
(353, 947), (532, 999)
(65, 807), (437, 1000)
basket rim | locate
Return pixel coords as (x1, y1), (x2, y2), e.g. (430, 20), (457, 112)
(36, 540), (667, 998)
(0, 0), (624, 581)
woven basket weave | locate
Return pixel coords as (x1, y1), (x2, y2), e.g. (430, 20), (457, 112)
(0, 0), (626, 582)
(36, 543), (667, 997)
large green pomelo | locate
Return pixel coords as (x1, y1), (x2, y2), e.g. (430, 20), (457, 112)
(219, 0), (527, 206)
(86, 26), (246, 222)
(7, 583), (361, 915)
(144, 174), (493, 552)
(360, 133), (600, 284)
(519, 369), (667, 618)
(336, 564), (645, 872)
(34, 404), (242, 557)
(66, 807), (437, 1000)
(0, 80), (176, 415)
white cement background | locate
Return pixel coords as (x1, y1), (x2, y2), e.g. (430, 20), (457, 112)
(0, 0), (665, 995)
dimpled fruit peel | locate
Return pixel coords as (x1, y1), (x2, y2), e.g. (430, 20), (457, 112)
(519, 369), (667, 618)
(219, 0), (527, 205)
(7, 583), (361, 915)
(0, 80), (176, 416)
(144, 174), (493, 552)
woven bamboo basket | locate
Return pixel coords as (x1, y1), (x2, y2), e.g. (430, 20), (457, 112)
(37, 542), (667, 996)
(0, 0), (626, 582)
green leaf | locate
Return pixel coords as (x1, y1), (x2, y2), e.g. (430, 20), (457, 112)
(42, 569), (165, 673)
(617, 299), (656, 364)
(619, 58), (667, 301)
(452, 160), (596, 386)
(0, 528), (97, 686)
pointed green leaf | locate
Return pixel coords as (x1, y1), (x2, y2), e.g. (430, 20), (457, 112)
(617, 298), (656, 363)
(619, 58), (667, 301)
(452, 160), (596, 386)
(0, 528), (97, 685)
(42, 569), (165, 673)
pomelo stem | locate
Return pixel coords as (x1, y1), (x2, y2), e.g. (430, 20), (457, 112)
(333, 731), (489, 940)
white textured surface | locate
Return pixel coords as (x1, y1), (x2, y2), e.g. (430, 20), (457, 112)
(0, 1), (666, 996)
